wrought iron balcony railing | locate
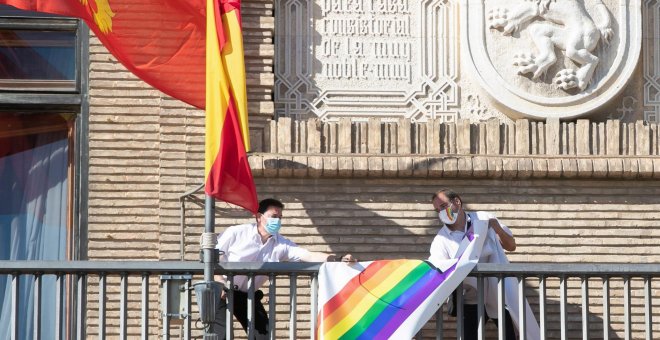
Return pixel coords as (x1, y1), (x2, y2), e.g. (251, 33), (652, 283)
(0, 261), (657, 340)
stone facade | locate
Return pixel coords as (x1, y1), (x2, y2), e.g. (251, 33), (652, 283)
(84, 0), (660, 338)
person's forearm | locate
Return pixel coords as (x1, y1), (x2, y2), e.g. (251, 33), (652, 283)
(489, 219), (517, 251)
(301, 251), (335, 262)
(301, 251), (357, 262)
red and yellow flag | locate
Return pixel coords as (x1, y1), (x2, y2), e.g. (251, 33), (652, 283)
(2, 0), (259, 213)
(1, 0), (206, 108)
(204, 0), (257, 213)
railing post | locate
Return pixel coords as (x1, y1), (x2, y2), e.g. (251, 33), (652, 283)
(269, 274), (277, 340)
(539, 275), (546, 340)
(602, 277), (610, 340)
(289, 273), (297, 340)
(120, 273), (128, 340)
(99, 274), (106, 340)
(518, 276), (526, 340)
(11, 273), (19, 340)
(34, 274), (42, 340)
(498, 276), (505, 340)
(624, 276), (631, 340)
(560, 275), (567, 340)
(581, 276), (589, 340)
(76, 274), (86, 340)
(247, 275), (256, 339)
(163, 279), (170, 340)
(310, 273), (318, 340)
(185, 278), (192, 340)
(476, 276), (485, 340)
(456, 282), (464, 340)
(141, 273), (149, 340)
(435, 304), (443, 340)
(644, 276), (652, 340)
(226, 275), (234, 339)
(55, 274), (64, 340)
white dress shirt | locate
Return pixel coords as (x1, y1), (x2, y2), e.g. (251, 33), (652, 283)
(216, 223), (310, 292)
(429, 211), (513, 317)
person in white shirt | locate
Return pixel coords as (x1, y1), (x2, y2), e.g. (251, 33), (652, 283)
(215, 198), (354, 339)
(429, 189), (517, 340)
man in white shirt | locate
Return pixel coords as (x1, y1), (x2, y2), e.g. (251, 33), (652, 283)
(215, 198), (354, 339)
(429, 189), (517, 340)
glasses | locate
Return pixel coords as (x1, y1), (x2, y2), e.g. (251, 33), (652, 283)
(434, 200), (456, 212)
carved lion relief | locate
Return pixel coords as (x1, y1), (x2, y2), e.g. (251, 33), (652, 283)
(461, 0), (641, 119)
(488, 0), (613, 91)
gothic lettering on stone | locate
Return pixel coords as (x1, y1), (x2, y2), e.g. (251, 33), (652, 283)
(488, 0), (614, 92)
(317, 0), (413, 84)
(275, 0), (460, 121)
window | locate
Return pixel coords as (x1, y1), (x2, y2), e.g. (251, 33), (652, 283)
(0, 5), (88, 339)
(0, 29), (77, 90)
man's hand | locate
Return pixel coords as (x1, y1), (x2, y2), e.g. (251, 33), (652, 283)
(325, 253), (358, 263)
(340, 254), (357, 263)
(488, 218), (516, 252)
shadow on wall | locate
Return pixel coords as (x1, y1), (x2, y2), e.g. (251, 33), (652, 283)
(213, 159), (442, 262)
(210, 158), (656, 338)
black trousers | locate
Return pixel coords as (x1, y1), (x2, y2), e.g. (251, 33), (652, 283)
(462, 304), (517, 340)
(214, 290), (269, 340)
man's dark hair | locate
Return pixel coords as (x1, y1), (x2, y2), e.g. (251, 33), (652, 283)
(431, 189), (462, 204)
(258, 198), (285, 214)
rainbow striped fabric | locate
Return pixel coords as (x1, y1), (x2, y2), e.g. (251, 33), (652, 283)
(317, 221), (487, 340)
(318, 259), (456, 339)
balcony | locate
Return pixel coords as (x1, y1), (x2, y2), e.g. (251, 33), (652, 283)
(0, 261), (657, 339)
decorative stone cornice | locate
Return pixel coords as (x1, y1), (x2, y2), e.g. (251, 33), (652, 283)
(250, 117), (660, 179)
(258, 118), (660, 158)
(249, 154), (660, 180)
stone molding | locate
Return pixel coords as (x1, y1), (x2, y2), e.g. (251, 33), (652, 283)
(248, 154), (660, 179)
(258, 117), (660, 157)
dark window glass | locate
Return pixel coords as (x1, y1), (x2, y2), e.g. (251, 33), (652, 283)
(0, 5), (78, 91)
(0, 30), (76, 81)
(0, 29), (76, 90)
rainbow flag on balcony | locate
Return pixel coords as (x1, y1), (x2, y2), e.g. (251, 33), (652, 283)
(318, 259), (459, 339)
(318, 220), (541, 340)
(317, 223), (485, 339)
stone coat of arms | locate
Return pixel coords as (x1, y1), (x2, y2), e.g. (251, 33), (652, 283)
(462, 0), (641, 119)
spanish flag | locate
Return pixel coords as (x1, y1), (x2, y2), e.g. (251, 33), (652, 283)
(204, 0), (258, 214)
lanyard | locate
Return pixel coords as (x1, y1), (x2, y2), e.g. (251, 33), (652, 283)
(451, 212), (474, 259)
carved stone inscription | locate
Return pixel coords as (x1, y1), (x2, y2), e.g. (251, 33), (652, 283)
(316, 0), (414, 86)
(274, 0), (459, 121)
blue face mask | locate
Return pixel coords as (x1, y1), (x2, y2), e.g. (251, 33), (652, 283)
(264, 217), (282, 235)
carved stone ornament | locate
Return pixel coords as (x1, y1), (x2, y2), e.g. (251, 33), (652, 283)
(275, 0), (460, 122)
(462, 0), (641, 119)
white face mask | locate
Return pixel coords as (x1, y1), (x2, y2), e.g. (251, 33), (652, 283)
(438, 205), (458, 225)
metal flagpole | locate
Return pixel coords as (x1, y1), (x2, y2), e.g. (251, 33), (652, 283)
(197, 195), (219, 339)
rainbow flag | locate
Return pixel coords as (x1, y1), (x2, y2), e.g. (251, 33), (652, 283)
(317, 223), (488, 339)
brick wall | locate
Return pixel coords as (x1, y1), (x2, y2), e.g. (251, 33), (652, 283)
(83, 0), (660, 338)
